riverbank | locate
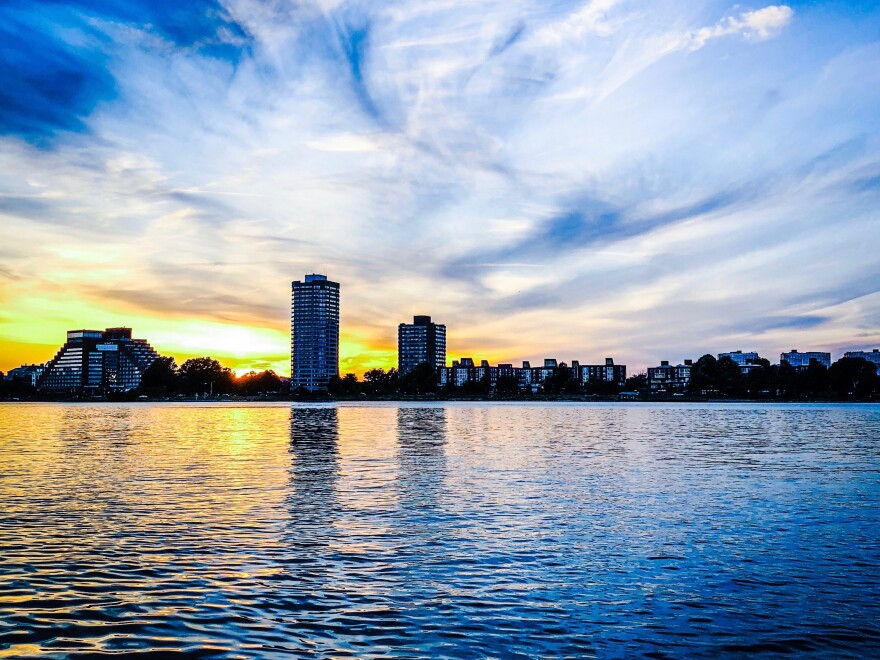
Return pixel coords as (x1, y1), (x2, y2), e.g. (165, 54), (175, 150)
(2, 393), (876, 404)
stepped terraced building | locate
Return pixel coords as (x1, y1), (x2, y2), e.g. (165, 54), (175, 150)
(38, 328), (160, 393)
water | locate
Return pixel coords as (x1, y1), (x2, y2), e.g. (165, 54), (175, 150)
(1, 402), (879, 658)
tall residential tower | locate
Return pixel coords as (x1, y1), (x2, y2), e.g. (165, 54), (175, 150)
(398, 315), (446, 376)
(291, 274), (340, 391)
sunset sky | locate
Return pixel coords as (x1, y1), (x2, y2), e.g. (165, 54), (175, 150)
(1, 1), (879, 377)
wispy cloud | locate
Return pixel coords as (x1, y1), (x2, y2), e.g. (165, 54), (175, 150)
(0, 1), (878, 374)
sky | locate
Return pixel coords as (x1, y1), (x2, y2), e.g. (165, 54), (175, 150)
(1, 0), (879, 377)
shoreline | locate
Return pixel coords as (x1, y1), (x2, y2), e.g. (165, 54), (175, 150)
(1, 394), (876, 404)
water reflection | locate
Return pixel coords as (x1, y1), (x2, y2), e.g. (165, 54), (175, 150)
(0, 402), (878, 658)
(287, 405), (340, 544)
(395, 406), (447, 513)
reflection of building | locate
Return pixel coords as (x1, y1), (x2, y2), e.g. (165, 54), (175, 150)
(38, 328), (159, 393)
(647, 359), (692, 392)
(843, 349), (880, 366)
(5, 364), (46, 387)
(781, 349), (831, 369)
(396, 407), (446, 506)
(287, 406), (340, 546)
(398, 315), (446, 376)
(291, 274), (340, 391)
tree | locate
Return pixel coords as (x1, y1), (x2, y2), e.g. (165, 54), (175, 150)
(829, 357), (878, 399)
(745, 358), (773, 396)
(363, 368), (399, 395)
(774, 361), (799, 398)
(460, 374), (490, 395)
(495, 375), (520, 394)
(688, 354), (718, 394)
(178, 357), (234, 395)
(801, 360), (830, 396)
(624, 373), (647, 391)
(543, 363), (578, 394)
(717, 356), (745, 397)
(400, 362), (437, 394)
(140, 356), (178, 396)
(236, 369), (282, 396)
(328, 373), (361, 396)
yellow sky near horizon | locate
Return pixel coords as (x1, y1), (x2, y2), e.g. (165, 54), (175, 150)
(0, 285), (400, 378)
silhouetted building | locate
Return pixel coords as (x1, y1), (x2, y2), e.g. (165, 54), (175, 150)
(5, 364), (45, 387)
(398, 315), (446, 376)
(38, 328), (159, 393)
(843, 349), (880, 366)
(291, 274), (340, 391)
(781, 349), (831, 369)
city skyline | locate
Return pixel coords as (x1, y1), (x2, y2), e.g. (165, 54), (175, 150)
(2, 1), (880, 377)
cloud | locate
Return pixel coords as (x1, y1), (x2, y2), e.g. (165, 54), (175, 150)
(689, 5), (794, 50)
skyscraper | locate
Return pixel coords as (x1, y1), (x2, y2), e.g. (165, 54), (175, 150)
(291, 274), (340, 391)
(398, 315), (446, 376)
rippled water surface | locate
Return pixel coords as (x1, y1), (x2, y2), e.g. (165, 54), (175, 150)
(1, 402), (879, 658)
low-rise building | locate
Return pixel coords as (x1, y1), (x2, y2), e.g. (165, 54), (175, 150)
(5, 364), (46, 387)
(780, 349), (831, 369)
(647, 359), (692, 392)
(579, 358), (627, 389)
(718, 350), (760, 366)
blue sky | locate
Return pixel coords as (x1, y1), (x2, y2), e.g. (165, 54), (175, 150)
(1, 0), (879, 375)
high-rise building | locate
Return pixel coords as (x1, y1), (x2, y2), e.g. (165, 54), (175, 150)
(397, 315), (446, 376)
(291, 274), (340, 391)
(38, 327), (159, 393)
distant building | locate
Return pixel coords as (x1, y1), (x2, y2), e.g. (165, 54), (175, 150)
(39, 328), (159, 393)
(781, 349), (831, 369)
(291, 274), (340, 391)
(647, 359), (692, 392)
(843, 349), (880, 366)
(719, 350), (765, 375)
(398, 315), (446, 376)
(5, 364), (46, 387)
(718, 350), (760, 366)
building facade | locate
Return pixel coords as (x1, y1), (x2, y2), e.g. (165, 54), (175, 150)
(577, 358), (627, 389)
(291, 274), (340, 391)
(647, 359), (692, 392)
(780, 349), (831, 369)
(398, 315), (446, 376)
(38, 328), (159, 393)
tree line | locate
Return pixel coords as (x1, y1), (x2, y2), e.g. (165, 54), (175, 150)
(327, 355), (878, 400)
(684, 354), (878, 399)
(138, 357), (282, 396)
